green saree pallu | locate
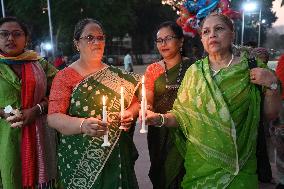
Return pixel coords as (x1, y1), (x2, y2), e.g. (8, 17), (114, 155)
(171, 55), (263, 188)
(58, 66), (140, 189)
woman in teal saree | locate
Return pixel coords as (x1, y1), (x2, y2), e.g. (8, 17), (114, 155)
(48, 18), (140, 189)
(143, 13), (281, 188)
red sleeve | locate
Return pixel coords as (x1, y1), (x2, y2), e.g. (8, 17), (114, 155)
(144, 63), (164, 92)
(48, 67), (83, 114)
(276, 55), (284, 99)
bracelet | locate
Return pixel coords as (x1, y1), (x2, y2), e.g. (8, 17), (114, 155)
(36, 104), (43, 115)
(156, 113), (165, 127)
(79, 119), (86, 134)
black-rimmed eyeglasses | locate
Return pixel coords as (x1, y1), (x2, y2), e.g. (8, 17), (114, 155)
(155, 35), (178, 45)
(79, 35), (105, 44)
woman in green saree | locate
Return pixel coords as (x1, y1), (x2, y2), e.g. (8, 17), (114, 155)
(47, 18), (140, 189)
(145, 21), (195, 189)
(143, 13), (281, 188)
(0, 17), (58, 189)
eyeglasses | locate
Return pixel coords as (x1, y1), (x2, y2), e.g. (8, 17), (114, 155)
(79, 35), (105, 44)
(0, 30), (25, 40)
(155, 36), (178, 45)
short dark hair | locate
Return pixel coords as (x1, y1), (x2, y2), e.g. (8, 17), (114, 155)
(156, 21), (184, 39)
(0, 17), (29, 37)
(73, 18), (104, 41)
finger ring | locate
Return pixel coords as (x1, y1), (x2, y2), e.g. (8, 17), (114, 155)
(130, 117), (133, 121)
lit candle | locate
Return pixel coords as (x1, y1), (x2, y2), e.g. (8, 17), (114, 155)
(140, 76), (147, 133)
(101, 95), (110, 147)
(119, 87), (127, 130)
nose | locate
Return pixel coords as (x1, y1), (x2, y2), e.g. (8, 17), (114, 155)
(209, 30), (217, 38)
(160, 40), (167, 46)
(7, 33), (14, 41)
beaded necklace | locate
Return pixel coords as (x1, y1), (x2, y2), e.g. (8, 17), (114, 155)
(163, 60), (183, 90)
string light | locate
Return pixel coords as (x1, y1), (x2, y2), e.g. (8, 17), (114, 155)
(161, 0), (185, 14)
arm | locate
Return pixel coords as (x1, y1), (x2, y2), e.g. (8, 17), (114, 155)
(48, 113), (107, 136)
(39, 58), (58, 95)
(144, 63), (164, 110)
(120, 96), (140, 129)
(250, 68), (282, 120)
(144, 110), (179, 128)
(264, 88), (282, 120)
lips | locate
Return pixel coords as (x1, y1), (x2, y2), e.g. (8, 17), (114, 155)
(160, 48), (170, 53)
(209, 41), (219, 45)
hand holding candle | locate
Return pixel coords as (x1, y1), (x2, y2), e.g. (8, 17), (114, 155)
(101, 95), (111, 147)
(140, 76), (148, 133)
(119, 87), (127, 130)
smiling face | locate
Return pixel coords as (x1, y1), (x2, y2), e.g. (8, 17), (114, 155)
(75, 22), (105, 61)
(156, 26), (183, 60)
(200, 15), (235, 55)
(0, 22), (27, 56)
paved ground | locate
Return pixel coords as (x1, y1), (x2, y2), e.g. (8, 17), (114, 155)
(130, 64), (277, 189)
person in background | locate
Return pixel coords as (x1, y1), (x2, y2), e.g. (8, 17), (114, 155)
(273, 54), (284, 189)
(0, 17), (57, 189)
(54, 54), (67, 70)
(144, 21), (195, 189)
(47, 18), (140, 188)
(124, 49), (134, 72)
(143, 13), (281, 188)
(191, 44), (203, 60)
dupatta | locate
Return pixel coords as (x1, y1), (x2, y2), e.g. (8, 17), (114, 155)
(0, 50), (57, 188)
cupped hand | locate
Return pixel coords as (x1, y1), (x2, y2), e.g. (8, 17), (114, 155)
(138, 109), (161, 126)
(81, 117), (108, 137)
(120, 110), (135, 131)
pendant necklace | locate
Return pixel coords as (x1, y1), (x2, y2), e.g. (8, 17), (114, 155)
(210, 54), (234, 77)
(163, 60), (183, 90)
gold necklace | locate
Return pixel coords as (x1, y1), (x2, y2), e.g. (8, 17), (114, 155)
(210, 54), (234, 76)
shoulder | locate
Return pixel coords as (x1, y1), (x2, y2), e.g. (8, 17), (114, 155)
(55, 67), (80, 81)
(146, 61), (164, 72)
(108, 65), (141, 81)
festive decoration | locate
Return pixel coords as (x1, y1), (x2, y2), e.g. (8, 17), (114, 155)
(161, 0), (241, 37)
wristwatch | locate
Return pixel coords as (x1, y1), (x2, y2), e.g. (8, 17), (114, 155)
(269, 82), (278, 90)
